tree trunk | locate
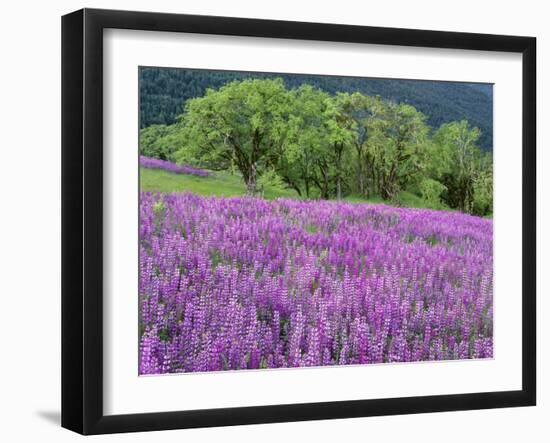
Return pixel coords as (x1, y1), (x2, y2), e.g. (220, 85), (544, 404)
(369, 162), (376, 197)
(323, 168), (329, 199)
(356, 145), (365, 196)
(336, 143), (343, 200)
(246, 162), (258, 195)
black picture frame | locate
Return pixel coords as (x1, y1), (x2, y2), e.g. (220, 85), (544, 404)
(62, 8), (536, 435)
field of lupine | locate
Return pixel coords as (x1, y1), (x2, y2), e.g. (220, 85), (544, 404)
(140, 155), (210, 177)
(139, 192), (493, 374)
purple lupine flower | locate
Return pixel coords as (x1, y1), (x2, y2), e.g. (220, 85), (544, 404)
(139, 192), (493, 374)
(140, 155), (210, 177)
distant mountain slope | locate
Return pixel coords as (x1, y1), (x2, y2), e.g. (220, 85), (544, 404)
(139, 67), (493, 151)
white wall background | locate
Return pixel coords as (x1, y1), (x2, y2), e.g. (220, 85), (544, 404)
(0, 0), (546, 441)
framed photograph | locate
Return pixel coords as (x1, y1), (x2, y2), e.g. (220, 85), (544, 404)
(61, 8), (536, 435)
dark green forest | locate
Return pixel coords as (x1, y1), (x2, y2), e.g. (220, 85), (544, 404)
(139, 67), (493, 151)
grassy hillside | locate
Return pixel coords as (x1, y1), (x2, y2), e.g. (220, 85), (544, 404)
(140, 168), (299, 200)
(140, 167), (450, 211)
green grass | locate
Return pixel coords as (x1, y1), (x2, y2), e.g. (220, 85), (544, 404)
(140, 167), (450, 211)
(344, 191), (450, 211)
(140, 167), (299, 199)
(343, 194), (385, 205)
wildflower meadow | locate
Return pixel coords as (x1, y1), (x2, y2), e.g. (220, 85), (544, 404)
(139, 192), (493, 374)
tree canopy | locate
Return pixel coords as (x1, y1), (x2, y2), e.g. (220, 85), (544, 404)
(173, 78), (290, 195)
(139, 67), (493, 150)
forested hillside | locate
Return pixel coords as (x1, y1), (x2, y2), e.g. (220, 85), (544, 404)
(139, 67), (493, 150)
(140, 78), (493, 216)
